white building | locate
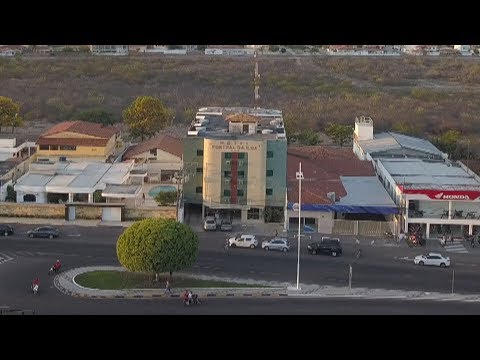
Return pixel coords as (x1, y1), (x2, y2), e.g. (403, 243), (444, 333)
(90, 45), (129, 56)
(376, 158), (480, 239)
(353, 116), (447, 163)
(14, 160), (136, 204)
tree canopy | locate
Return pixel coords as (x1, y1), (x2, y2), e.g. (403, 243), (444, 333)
(76, 109), (117, 125)
(0, 96), (24, 133)
(325, 123), (353, 147)
(116, 218), (199, 278)
(123, 96), (172, 141)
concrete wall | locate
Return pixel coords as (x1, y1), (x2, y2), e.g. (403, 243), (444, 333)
(0, 202), (64, 218)
(266, 139), (287, 207)
(124, 207), (177, 221)
(75, 205), (102, 219)
(183, 137), (204, 204)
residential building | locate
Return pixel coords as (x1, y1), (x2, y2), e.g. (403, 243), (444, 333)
(122, 134), (183, 183)
(36, 121), (121, 161)
(183, 107), (287, 223)
(90, 45), (129, 56)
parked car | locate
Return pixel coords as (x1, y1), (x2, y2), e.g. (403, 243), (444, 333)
(27, 226), (60, 239)
(307, 237), (342, 257)
(0, 224), (14, 236)
(262, 238), (290, 252)
(414, 253), (450, 268)
(220, 219), (233, 231)
(203, 216), (217, 231)
(228, 234), (258, 249)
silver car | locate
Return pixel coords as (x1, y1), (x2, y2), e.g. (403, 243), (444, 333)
(203, 217), (217, 231)
(262, 238), (290, 252)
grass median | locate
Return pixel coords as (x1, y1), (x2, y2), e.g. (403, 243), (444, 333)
(75, 270), (269, 290)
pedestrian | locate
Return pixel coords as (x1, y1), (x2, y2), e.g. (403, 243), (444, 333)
(450, 235), (454, 244)
(142, 193), (146, 204)
(165, 280), (172, 295)
(274, 229), (278, 237)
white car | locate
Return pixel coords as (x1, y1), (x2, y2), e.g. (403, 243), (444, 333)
(262, 238), (290, 252)
(414, 253), (450, 268)
(228, 234), (258, 249)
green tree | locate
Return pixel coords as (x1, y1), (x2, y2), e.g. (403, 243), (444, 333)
(123, 96), (173, 141)
(5, 185), (16, 202)
(154, 191), (177, 206)
(116, 218), (199, 281)
(93, 190), (106, 203)
(0, 96), (24, 133)
(297, 128), (321, 145)
(325, 123), (353, 147)
(434, 130), (461, 158)
(283, 114), (300, 144)
(76, 109), (117, 125)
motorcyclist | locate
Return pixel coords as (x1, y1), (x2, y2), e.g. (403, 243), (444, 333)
(32, 277), (40, 293)
(53, 259), (61, 271)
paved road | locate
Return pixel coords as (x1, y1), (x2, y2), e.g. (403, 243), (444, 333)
(5, 296), (480, 315)
(3, 222), (480, 313)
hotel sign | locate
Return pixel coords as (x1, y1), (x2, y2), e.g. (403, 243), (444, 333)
(210, 140), (261, 151)
(402, 189), (480, 201)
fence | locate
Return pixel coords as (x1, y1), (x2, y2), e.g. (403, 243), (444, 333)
(332, 220), (395, 237)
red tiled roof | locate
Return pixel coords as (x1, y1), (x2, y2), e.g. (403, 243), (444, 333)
(36, 137), (109, 147)
(287, 146), (375, 205)
(123, 134), (183, 160)
(42, 121), (120, 139)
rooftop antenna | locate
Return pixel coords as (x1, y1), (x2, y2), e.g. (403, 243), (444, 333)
(254, 46), (260, 109)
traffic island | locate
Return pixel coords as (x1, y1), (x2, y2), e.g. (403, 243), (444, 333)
(54, 266), (287, 299)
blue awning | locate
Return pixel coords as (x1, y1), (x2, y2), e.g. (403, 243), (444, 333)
(287, 202), (399, 215)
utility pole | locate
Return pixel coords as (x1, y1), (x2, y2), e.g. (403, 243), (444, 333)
(295, 162), (304, 290)
(254, 47), (260, 109)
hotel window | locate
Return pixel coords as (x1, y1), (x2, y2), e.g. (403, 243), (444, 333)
(39, 145), (49, 150)
(50, 145), (58, 150)
(238, 153), (245, 159)
(267, 151), (273, 158)
(59, 145), (76, 151)
(150, 149), (157, 156)
(238, 171), (245, 178)
(224, 171), (232, 178)
(223, 190), (231, 197)
(197, 149), (204, 156)
(266, 188), (273, 196)
(195, 186), (202, 194)
(247, 208), (260, 220)
(266, 170), (273, 177)
(237, 189), (244, 197)
(225, 153), (232, 160)
(196, 167), (203, 173)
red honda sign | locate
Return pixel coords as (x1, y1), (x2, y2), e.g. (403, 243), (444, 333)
(402, 189), (480, 201)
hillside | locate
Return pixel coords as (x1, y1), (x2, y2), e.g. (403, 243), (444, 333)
(1, 55), (480, 151)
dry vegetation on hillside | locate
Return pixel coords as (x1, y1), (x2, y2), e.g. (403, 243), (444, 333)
(1, 55), (480, 150)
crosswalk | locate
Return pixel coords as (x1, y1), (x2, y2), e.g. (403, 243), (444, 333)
(443, 243), (469, 254)
(0, 250), (75, 265)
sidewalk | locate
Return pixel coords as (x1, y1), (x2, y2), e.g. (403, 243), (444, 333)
(0, 217), (134, 227)
(55, 266), (480, 303)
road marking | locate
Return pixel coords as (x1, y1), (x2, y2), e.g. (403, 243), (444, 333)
(0, 253), (14, 265)
(67, 234), (81, 237)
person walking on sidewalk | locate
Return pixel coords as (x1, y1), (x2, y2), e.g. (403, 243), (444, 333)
(165, 280), (173, 295)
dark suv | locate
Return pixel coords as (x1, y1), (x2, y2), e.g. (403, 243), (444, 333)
(307, 237), (342, 257)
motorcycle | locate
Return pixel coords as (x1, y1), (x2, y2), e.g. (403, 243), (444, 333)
(183, 293), (201, 306)
(31, 283), (39, 295)
(48, 264), (61, 275)
(356, 249), (362, 259)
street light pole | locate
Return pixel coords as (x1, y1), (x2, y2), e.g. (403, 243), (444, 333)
(296, 162), (304, 290)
